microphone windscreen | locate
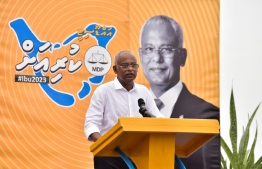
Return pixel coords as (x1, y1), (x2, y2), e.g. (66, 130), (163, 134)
(138, 98), (145, 107)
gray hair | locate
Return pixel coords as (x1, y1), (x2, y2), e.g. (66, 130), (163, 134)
(140, 15), (184, 48)
(114, 50), (136, 65)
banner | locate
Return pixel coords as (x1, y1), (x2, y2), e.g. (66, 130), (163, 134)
(0, 0), (219, 168)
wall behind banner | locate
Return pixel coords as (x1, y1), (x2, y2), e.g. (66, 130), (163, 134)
(0, 0), (219, 168)
(220, 0), (262, 162)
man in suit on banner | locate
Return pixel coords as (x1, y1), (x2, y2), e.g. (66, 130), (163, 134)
(139, 15), (220, 169)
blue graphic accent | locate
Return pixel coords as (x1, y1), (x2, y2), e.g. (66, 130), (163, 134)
(9, 18), (116, 107)
(175, 155), (186, 169)
(78, 81), (91, 100)
(62, 34), (77, 46)
(62, 23), (116, 48)
(54, 43), (61, 49)
(89, 75), (104, 84)
(84, 24), (116, 48)
(115, 147), (136, 169)
(10, 18), (75, 107)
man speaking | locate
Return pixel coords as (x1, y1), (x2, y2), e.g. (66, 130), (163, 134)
(84, 50), (163, 169)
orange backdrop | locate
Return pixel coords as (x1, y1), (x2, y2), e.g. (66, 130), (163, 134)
(0, 0), (219, 168)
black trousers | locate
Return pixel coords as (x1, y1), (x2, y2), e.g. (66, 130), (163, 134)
(94, 156), (137, 169)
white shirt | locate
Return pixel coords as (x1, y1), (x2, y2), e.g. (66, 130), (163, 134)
(84, 77), (164, 140)
(150, 80), (183, 117)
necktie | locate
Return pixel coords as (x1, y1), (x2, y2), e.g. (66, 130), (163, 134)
(154, 98), (164, 110)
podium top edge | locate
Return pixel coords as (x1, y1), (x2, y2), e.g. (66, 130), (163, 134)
(118, 117), (219, 126)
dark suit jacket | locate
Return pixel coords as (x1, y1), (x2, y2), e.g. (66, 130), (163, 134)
(172, 83), (220, 169)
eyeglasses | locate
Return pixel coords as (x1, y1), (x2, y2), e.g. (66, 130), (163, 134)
(139, 46), (180, 58)
(118, 63), (139, 69)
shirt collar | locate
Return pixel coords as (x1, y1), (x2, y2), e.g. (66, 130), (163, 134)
(150, 80), (183, 116)
(159, 80), (183, 106)
(114, 77), (137, 90)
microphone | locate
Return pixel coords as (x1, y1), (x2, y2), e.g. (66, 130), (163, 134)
(138, 98), (156, 117)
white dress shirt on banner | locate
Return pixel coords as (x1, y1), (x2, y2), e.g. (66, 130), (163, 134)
(150, 80), (183, 117)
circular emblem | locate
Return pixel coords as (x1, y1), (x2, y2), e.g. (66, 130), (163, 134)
(84, 46), (111, 76)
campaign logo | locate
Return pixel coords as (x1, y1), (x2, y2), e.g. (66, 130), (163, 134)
(85, 46), (111, 76)
(9, 18), (116, 107)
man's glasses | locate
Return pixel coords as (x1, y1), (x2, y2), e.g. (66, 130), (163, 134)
(118, 63), (139, 69)
(139, 46), (181, 58)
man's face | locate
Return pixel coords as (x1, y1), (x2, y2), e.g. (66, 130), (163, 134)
(140, 23), (183, 88)
(113, 52), (138, 84)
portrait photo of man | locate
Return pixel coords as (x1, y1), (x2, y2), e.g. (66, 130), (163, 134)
(139, 15), (220, 169)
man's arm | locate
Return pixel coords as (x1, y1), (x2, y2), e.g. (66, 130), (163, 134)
(84, 87), (104, 141)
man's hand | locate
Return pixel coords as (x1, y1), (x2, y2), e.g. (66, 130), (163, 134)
(90, 132), (101, 142)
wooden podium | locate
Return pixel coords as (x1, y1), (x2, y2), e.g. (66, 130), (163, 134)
(90, 117), (220, 169)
